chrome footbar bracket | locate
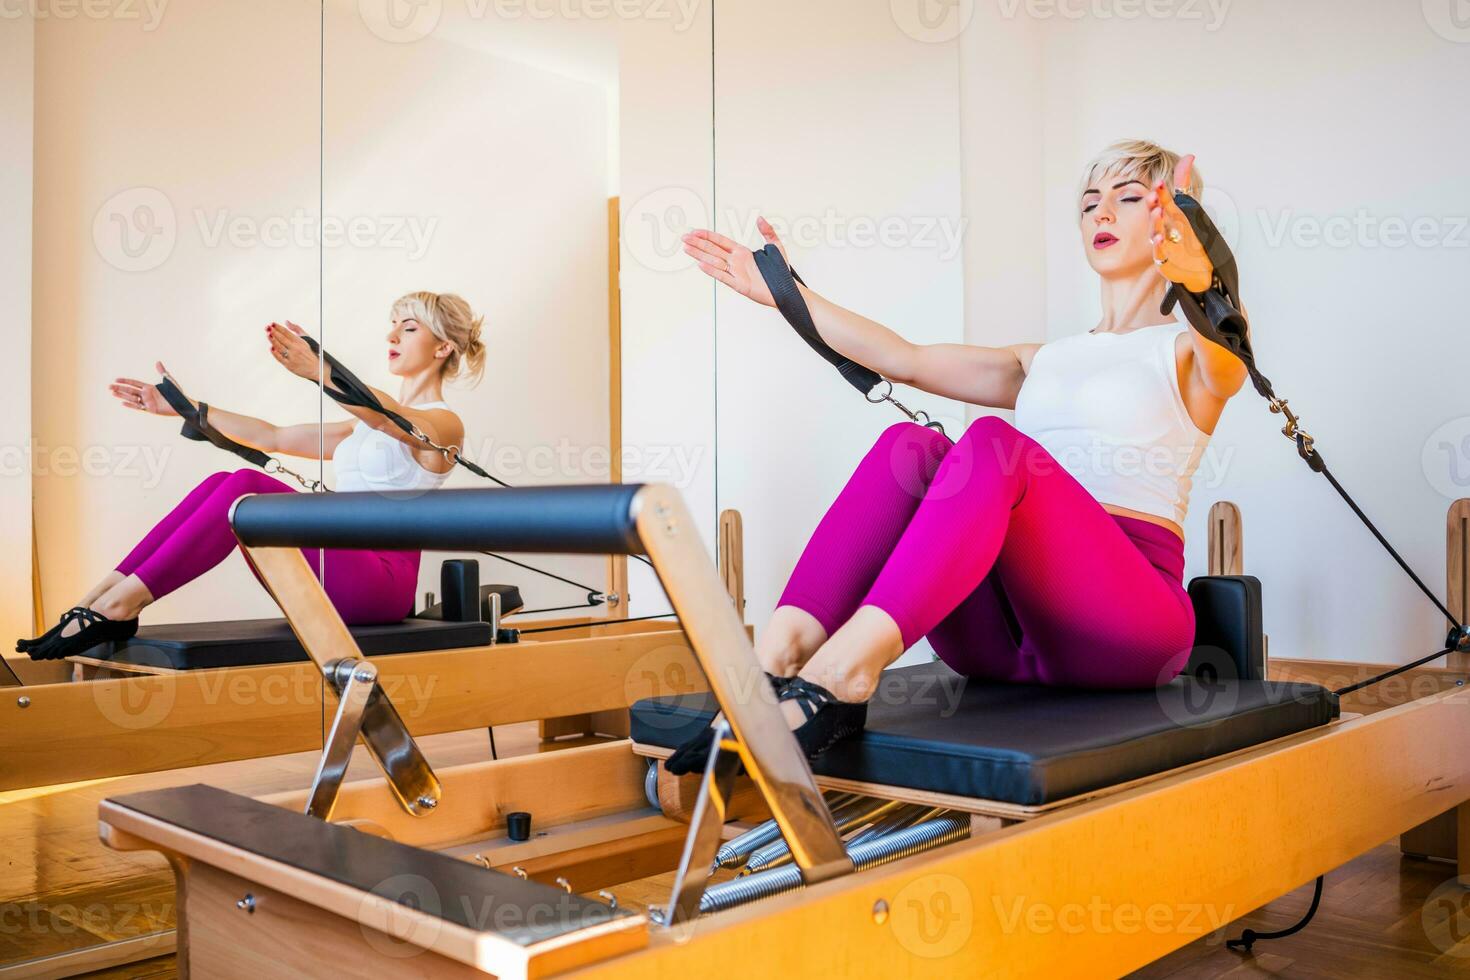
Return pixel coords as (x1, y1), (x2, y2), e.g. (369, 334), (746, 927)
(305, 658), (377, 819)
(654, 721), (743, 929)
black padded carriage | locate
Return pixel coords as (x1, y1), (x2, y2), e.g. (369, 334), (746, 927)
(92, 617), (496, 671)
(82, 560), (521, 671)
(632, 575), (1339, 807)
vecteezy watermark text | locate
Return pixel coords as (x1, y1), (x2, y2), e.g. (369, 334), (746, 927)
(0, 0), (168, 30)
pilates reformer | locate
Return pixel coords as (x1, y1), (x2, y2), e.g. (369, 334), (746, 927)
(94, 483), (1470, 978)
(0, 496), (726, 793)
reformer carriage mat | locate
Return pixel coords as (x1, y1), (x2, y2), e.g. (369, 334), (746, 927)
(633, 659), (1338, 807)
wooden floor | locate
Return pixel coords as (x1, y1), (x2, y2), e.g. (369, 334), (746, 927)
(11, 728), (1470, 979)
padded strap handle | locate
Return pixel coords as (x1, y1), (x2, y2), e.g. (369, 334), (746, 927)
(156, 376), (272, 469)
(1160, 191), (1274, 400)
(752, 244), (883, 396)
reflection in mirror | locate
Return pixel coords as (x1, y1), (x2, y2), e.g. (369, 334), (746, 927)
(320, 4), (629, 628)
(3, 1), (323, 974)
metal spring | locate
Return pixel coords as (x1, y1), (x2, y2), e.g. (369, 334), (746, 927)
(743, 796), (906, 875)
(698, 812), (971, 916)
(845, 805), (946, 848)
(712, 793), (856, 871)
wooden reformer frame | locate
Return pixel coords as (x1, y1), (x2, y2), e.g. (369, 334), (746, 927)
(94, 486), (1470, 979)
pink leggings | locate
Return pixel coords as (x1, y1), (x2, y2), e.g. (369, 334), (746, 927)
(778, 417), (1197, 689)
(115, 469), (421, 626)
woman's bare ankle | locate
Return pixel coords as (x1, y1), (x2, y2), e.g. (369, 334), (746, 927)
(78, 571), (126, 608)
(92, 575), (154, 621)
(757, 605), (829, 675)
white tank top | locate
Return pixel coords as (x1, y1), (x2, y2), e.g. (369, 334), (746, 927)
(332, 401), (457, 494)
(1012, 323), (1209, 527)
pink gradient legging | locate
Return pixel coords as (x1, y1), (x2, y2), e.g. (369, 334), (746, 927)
(114, 469), (421, 626)
(777, 417), (1197, 689)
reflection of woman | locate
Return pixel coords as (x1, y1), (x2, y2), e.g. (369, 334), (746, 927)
(17, 292), (486, 661)
(666, 140), (1251, 773)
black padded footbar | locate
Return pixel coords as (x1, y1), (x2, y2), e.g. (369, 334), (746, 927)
(632, 661), (1338, 806)
(231, 485), (646, 554)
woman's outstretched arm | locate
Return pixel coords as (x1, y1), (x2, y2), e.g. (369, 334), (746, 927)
(683, 218), (1033, 410)
(109, 366), (357, 459)
(266, 322), (464, 455)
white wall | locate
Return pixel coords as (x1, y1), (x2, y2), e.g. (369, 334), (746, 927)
(712, 0), (965, 662)
(618, 7), (718, 616)
(960, 0), (1470, 665)
(2, 17), (35, 681)
(32, 0), (321, 627)
(958, 2), (1047, 368)
(321, 6), (612, 611)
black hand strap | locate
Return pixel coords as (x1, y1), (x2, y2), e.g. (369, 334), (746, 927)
(752, 244), (883, 396)
(298, 335), (508, 487)
(1160, 191), (1274, 400)
(156, 376), (272, 468)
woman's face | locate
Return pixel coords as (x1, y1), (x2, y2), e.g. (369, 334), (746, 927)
(1079, 171), (1156, 280)
(386, 315), (445, 377)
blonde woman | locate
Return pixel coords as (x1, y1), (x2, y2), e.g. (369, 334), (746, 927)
(18, 292), (486, 661)
(668, 140), (1249, 772)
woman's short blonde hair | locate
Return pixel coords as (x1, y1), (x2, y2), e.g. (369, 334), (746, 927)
(1079, 138), (1203, 203)
(391, 291), (486, 385)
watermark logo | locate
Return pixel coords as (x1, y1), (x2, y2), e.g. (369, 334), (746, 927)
(0, 0), (170, 30)
(359, 0), (443, 42)
(92, 672), (178, 731)
(1422, 0), (1470, 42)
(1257, 208), (1469, 251)
(361, 873), (444, 957)
(890, 873), (974, 957)
(1423, 416), (1470, 500)
(626, 649), (757, 732)
(1156, 646), (1239, 728)
(1199, 185), (1240, 248)
(1, 442), (172, 488)
(994, 0), (1230, 31)
(891, 0), (975, 42)
(93, 187), (176, 273)
(1422, 877), (1470, 955)
(92, 189), (440, 272)
(624, 186), (710, 273)
(488, 0), (703, 31)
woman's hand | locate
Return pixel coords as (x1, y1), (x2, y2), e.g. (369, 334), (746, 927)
(682, 216), (790, 308)
(1147, 155), (1214, 294)
(266, 321), (322, 381)
(110, 361), (188, 417)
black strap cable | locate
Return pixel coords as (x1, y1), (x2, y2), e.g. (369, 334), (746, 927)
(505, 611), (677, 638)
(1226, 875), (1325, 954)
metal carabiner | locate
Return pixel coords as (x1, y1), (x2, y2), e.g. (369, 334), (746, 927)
(265, 458), (326, 493)
(865, 379), (948, 437)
